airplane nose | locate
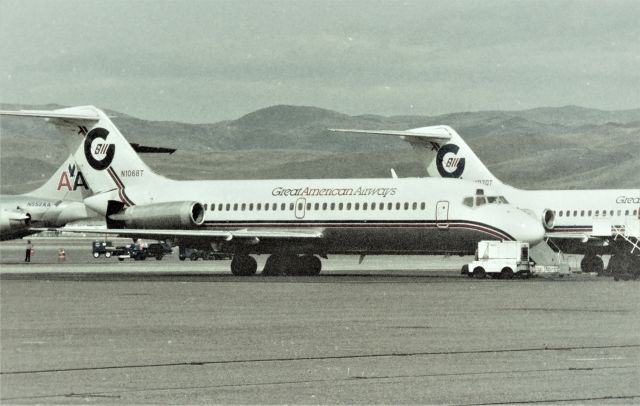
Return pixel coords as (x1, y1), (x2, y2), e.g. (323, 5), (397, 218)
(512, 210), (545, 245)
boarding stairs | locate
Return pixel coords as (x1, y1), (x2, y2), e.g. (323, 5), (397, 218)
(593, 216), (640, 254)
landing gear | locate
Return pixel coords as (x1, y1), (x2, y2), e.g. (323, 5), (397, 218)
(580, 254), (604, 274)
(608, 253), (640, 281)
(230, 254), (257, 276)
(262, 254), (322, 276)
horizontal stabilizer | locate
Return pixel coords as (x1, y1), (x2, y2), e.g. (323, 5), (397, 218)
(0, 108), (100, 122)
(130, 143), (177, 154)
(328, 127), (451, 148)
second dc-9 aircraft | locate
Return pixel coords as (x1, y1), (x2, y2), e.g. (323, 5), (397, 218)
(1, 106), (543, 275)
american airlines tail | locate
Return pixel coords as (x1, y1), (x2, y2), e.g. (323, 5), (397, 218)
(27, 154), (92, 201)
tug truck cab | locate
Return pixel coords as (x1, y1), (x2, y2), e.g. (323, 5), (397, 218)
(464, 241), (532, 279)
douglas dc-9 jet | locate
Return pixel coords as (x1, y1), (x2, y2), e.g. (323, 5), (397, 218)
(331, 125), (640, 275)
(1, 106), (544, 275)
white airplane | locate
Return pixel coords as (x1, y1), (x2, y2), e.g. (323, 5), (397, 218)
(0, 155), (95, 241)
(1, 106), (544, 276)
(330, 125), (640, 275)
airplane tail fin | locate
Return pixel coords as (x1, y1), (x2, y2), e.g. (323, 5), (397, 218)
(1, 106), (168, 206)
(28, 154), (92, 202)
(330, 125), (501, 186)
(424, 126), (501, 186)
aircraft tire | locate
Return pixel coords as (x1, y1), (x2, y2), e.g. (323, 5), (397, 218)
(231, 255), (257, 276)
(581, 255), (604, 274)
(300, 255), (322, 276)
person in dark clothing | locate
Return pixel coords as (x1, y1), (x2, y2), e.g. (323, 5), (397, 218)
(25, 240), (32, 263)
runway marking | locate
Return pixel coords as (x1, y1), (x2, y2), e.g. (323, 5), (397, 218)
(2, 343), (638, 375)
(570, 357), (626, 361)
(1, 365), (637, 402)
(454, 394), (640, 406)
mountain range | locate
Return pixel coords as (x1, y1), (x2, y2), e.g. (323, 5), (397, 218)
(1, 103), (638, 194)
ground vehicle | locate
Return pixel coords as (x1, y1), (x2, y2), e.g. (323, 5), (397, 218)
(463, 241), (532, 279)
(114, 244), (148, 261)
(146, 242), (173, 260)
(178, 246), (230, 261)
(92, 240), (114, 258)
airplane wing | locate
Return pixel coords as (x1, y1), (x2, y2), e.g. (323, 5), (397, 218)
(328, 127), (451, 150)
(32, 227), (324, 241)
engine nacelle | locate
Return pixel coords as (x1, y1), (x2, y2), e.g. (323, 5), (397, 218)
(108, 201), (205, 229)
(0, 210), (31, 241)
(542, 208), (555, 230)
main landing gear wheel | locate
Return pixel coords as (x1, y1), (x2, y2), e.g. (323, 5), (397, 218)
(230, 254), (257, 276)
(580, 254), (604, 275)
(262, 254), (322, 276)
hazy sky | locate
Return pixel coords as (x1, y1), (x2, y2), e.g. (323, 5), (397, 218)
(1, 0), (639, 123)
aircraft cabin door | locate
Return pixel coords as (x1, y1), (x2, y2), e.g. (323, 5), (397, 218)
(436, 200), (449, 229)
(295, 198), (306, 219)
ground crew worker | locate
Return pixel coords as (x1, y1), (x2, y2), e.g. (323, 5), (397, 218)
(25, 240), (33, 263)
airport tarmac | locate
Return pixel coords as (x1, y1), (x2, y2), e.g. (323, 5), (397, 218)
(1, 238), (639, 404)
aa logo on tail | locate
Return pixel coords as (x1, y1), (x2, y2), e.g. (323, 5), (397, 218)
(436, 144), (465, 178)
(57, 164), (89, 191)
(83, 127), (115, 170)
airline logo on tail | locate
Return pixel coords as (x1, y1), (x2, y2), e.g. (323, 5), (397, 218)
(436, 144), (465, 178)
(80, 126), (115, 170)
(56, 164), (89, 191)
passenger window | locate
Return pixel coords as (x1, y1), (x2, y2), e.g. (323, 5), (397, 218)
(617, 210), (621, 216)
(346, 203), (351, 210)
(249, 203), (254, 211)
(573, 210), (577, 217)
(218, 204), (223, 211)
(281, 203), (286, 211)
(225, 203), (230, 211)
(595, 210), (599, 216)
(354, 203), (359, 210)
(420, 202), (426, 210)
(210, 204), (214, 211)
(388, 203), (393, 210)
(580, 210), (584, 216)
(204, 204), (208, 210)
(371, 203), (376, 210)
(233, 203), (238, 211)
(559, 211), (563, 217)
(314, 203), (319, 210)
(625, 210), (629, 216)
(338, 203), (343, 210)
(379, 203), (383, 211)
(330, 203), (335, 210)
(412, 202), (417, 210)
(322, 203), (328, 210)
(289, 203), (294, 210)
(241, 203), (246, 211)
(256, 203), (261, 211)
(363, 203), (368, 210)
(588, 210), (592, 216)
(463, 197), (473, 207)
(610, 210), (614, 216)
(307, 203), (311, 210)
(404, 202), (409, 210)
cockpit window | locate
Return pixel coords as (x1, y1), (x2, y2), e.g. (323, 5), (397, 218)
(465, 195), (509, 208)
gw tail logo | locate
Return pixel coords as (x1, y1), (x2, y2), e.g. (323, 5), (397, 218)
(82, 127), (114, 171)
(57, 164), (89, 191)
(436, 144), (465, 178)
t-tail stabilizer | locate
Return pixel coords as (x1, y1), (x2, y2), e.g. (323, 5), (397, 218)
(329, 125), (501, 187)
